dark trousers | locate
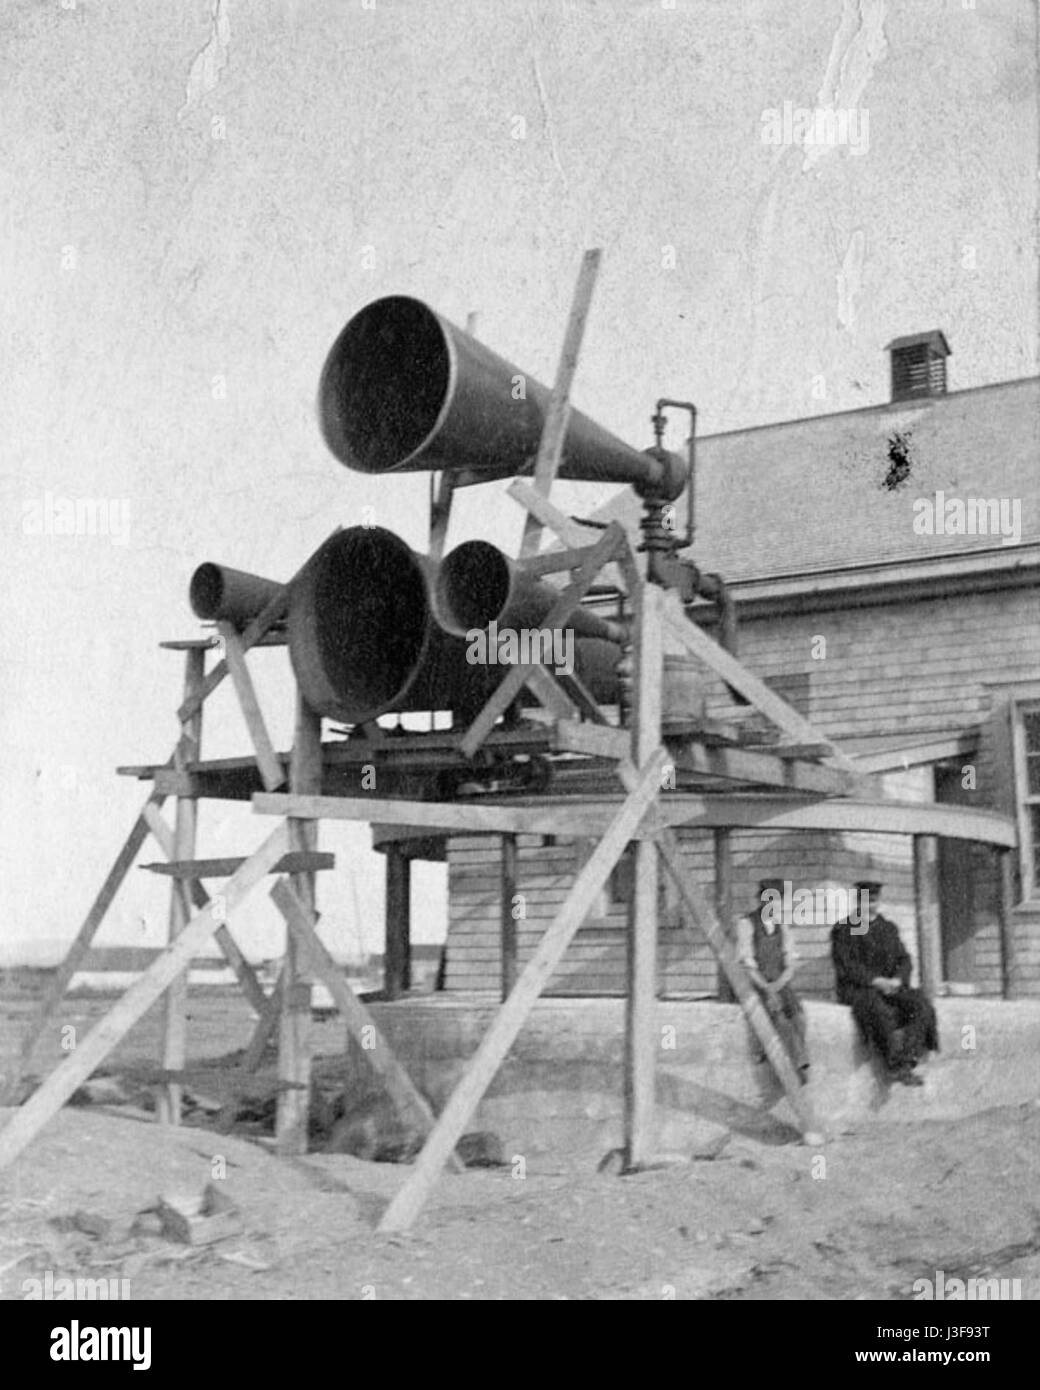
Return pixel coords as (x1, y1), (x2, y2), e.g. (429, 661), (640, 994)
(844, 986), (938, 1070)
(754, 983), (809, 1072)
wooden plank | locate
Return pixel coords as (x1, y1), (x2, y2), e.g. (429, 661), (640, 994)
(277, 696), (321, 1155)
(552, 721), (630, 761)
(242, 968), (283, 1071)
(159, 647), (205, 1126)
(270, 878), (462, 1173)
(1, 795), (165, 1103)
(524, 663), (580, 721)
(519, 544), (609, 578)
(428, 472), (456, 564)
(520, 248), (602, 558)
(141, 802), (271, 1019)
(913, 835), (942, 998)
(662, 597), (862, 777)
(0, 823), (291, 1172)
(384, 845), (412, 999)
(378, 747), (668, 1233)
(218, 621), (286, 793)
(460, 525), (624, 758)
(653, 828), (820, 1141)
(507, 481), (596, 550)
(664, 740), (860, 796)
(625, 581), (662, 1168)
(500, 833), (518, 1000)
(141, 852), (335, 878)
(253, 793), (606, 837)
(714, 828), (736, 1003)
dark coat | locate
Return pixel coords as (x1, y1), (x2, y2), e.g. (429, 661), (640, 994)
(830, 912), (912, 1005)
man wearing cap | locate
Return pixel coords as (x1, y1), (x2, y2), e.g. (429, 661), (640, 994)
(737, 879), (810, 1081)
(830, 880), (939, 1086)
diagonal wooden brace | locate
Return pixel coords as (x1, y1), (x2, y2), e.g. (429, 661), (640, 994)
(218, 621), (286, 792)
(378, 746), (669, 1233)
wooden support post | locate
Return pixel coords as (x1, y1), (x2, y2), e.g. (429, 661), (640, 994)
(998, 849), (1018, 1000)
(520, 248), (602, 558)
(714, 828), (737, 1004)
(159, 647), (205, 1126)
(242, 969), (283, 1071)
(378, 747), (668, 1233)
(2, 795), (165, 1103)
(271, 879), (462, 1172)
(276, 696), (321, 1155)
(912, 835), (943, 997)
(501, 833), (518, 1001)
(625, 582), (663, 1169)
(384, 845), (412, 1000)
(218, 621), (285, 792)
(0, 823), (291, 1172)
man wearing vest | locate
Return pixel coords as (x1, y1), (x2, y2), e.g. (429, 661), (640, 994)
(830, 879), (939, 1086)
(737, 878), (810, 1082)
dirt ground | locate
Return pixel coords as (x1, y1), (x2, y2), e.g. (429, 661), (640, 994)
(1, 984), (1039, 1301)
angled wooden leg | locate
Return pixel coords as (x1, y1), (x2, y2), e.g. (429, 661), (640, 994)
(0, 823), (291, 1172)
(378, 748), (668, 1233)
(276, 696), (321, 1155)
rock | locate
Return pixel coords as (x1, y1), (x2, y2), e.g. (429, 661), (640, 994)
(457, 1131), (504, 1168)
(72, 1209), (112, 1239)
(157, 1184), (242, 1246)
(326, 1093), (423, 1163)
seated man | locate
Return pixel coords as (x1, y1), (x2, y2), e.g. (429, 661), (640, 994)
(831, 880), (939, 1086)
(737, 878), (809, 1082)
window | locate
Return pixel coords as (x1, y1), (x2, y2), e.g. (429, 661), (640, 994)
(1019, 704), (1040, 899)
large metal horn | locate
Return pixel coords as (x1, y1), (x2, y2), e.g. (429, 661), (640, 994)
(435, 539), (626, 644)
(318, 296), (688, 500)
(287, 527), (622, 724)
(189, 563), (284, 626)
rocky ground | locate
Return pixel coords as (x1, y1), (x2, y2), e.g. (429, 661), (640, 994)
(1, 982), (1038, 1301)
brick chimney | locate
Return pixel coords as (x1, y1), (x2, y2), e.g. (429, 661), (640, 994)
(885, 331), (951, 402)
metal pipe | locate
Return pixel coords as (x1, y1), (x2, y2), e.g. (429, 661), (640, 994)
(319, 296), (688, 501)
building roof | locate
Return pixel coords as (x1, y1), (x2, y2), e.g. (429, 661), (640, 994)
(592, 377), (1039, 585)
(885, 331), (951, 356)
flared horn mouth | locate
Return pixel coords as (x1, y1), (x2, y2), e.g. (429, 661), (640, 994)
(288, 527), (433, 723)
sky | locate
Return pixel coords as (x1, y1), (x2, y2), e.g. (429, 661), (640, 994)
(0, 0), (1036, 964)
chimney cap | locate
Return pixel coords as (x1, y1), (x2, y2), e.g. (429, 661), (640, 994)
(884, 330), (951, 357)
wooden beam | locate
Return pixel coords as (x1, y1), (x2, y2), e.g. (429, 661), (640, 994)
(662, 597), (862, 777)
(520, 248), (602, 558)
(218, 621), (286, 793)
(270, 878), (462, 1172)
(625, 581), (663, 1169)
(459, 525), (624, 758)
(377, 747), (668, 1233)
(1, 794), (165, 1103)
(913, 835), (942, 998)
(276, 696), (321, 1154)
(654, 828), (820, 1141)
(518, 544), (611, 578)
(664, 740), (860, 796)
(159, 646), (205, 1126)
(0, 822), (291, 1172)
(428, 472), (456, 564)
(552, 721), (630, 761)
(253, 793), (605, 837)
(524, 663), (580, 722)
(507, 481), (595, 551)
(141, 852), (335, 878)
(384, 845), (412, 999)
(141, 802), (270, 1019)
(500, 833), (518, 1001)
